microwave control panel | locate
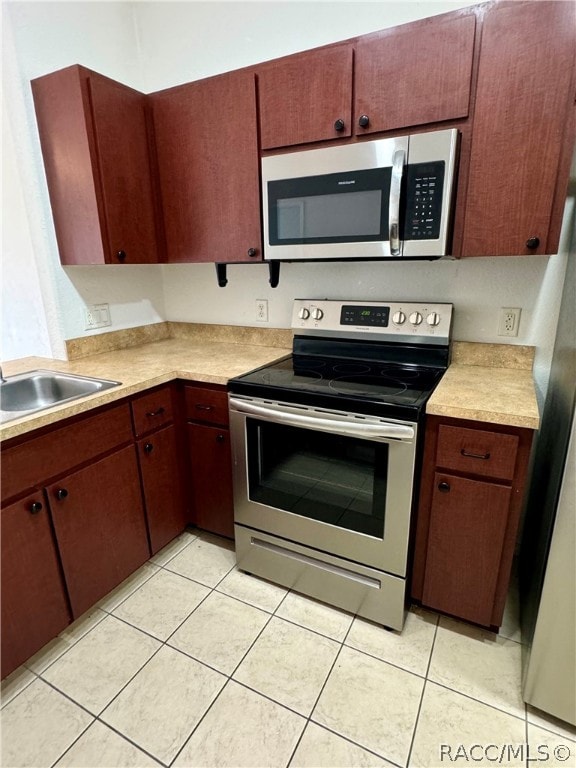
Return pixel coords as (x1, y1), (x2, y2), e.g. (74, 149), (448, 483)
(403, 161), (445, 241)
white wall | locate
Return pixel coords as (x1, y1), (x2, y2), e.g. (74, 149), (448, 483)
(1, 0), (571, 407)
(3, 1), (166, 357)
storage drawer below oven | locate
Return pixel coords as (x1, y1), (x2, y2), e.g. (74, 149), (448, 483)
(235, 525), (406, 630)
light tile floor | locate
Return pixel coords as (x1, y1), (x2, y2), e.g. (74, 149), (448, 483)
(2, 530), (575, 768)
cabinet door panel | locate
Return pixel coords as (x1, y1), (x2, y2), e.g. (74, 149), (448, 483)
(462, 1), (576, 256)
(152, 72), (261, 263)
(354, 14), (475, 135)
(187, 424), (234, 538)
(422, 473), (511, 627)
(49, 446), (150, 617)
(138, 425), (187, 554)
(89, 76), (158, 263)
(259, 45), (353, 149)
(1, 493), (71, 678)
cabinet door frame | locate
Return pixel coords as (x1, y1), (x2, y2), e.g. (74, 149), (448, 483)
(152, 70), (262, 263)
(1, 491), (71, 677)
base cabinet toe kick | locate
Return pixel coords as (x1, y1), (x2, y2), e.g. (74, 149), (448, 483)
(235, 525), (406, 630)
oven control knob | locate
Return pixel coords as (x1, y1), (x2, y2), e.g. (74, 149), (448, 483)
(298, 307), (310, 320)
(392, 311), (406, 325)
(409, 312), (423, 326)
(311, 308), (324, 321)
(427, 312), (441, 327)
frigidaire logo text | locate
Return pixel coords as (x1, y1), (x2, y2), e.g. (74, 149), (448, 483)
(337, 180), (356, 185)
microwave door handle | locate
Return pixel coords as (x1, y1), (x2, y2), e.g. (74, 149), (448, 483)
(389, 149), (405, 256)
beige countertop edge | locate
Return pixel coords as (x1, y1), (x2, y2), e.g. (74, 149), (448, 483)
(1, 344), (540, 441)
(0, 344), (291, 442)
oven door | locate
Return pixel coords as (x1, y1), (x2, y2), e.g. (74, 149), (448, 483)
(229, 395), (418, 576)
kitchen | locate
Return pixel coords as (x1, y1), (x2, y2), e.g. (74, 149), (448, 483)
(2, 0), (575, 766)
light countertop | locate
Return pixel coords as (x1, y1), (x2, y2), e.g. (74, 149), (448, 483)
(0, 330), (540, 443)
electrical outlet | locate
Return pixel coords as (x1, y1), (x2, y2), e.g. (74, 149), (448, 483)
(255, 299), (268, 322)
(498, 307), (521, 337)
(84, 303), (112, 330)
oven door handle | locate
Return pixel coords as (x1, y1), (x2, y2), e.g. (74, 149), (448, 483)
(229, 398), (415, 440)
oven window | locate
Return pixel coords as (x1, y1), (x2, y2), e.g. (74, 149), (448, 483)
(247, 420), (388, 539)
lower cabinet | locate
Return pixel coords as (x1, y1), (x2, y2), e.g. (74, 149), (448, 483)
(137, 424), (188, 554)
(412, 416), (533, 628)
(48, 446), (150, 618)
(1, 492), (71, 678)
(187, 423), (234, 539)
(184, 384), (234, 539)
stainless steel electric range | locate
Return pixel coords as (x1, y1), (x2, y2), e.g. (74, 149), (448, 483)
(228, 299), (453, 630)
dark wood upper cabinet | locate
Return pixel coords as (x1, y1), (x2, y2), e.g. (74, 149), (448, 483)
(151, 70), (262, 263)
(31, 65), (160, 265)
(461, 1), (576, 257)
(354, 13), (476, 136)
(258, 45), (353, 149)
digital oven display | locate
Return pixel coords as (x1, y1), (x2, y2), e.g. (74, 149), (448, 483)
(340, 305), (390, 327)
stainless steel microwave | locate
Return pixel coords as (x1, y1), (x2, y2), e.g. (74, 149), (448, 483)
(262, 128), (459, 261)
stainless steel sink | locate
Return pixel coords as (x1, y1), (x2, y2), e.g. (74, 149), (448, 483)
(0, 369), (121, 422)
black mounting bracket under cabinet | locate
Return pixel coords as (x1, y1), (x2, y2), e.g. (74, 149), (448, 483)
(214, 261), (281, 288)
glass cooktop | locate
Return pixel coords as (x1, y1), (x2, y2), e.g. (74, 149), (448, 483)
(229, 354), (445, 421)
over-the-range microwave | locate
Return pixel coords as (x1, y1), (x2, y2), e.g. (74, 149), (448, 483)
(262, 128), (459, 261)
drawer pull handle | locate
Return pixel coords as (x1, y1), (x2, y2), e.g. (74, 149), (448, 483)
(146, 407), (165, 418)
(460, 448), (491, 460)
(195, 404), (214, 411)
(438, 481), (451, 493)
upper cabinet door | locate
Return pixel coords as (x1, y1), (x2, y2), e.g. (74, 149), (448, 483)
(354, 13), (476, 135)
(88, 76), (159, 264)
(259, 45), (353, 149)
(461, 1), (576, 257)
(152, 71), (262, 263)
(31, 66), (159, 265)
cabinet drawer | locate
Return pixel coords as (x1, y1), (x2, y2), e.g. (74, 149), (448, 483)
(1, 403), (133, 503)
(184, 386), (229, 426)
(131, 386), (173, 437)
(436, 425), (518, 481)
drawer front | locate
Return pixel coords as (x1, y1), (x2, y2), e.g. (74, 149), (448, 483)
(131, 386), (174, 437)
(436, 425), (519, 481)
(1, 403), (133, 503)
(184, 386), (229, 426)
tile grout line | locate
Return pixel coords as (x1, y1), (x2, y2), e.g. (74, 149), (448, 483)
(404, 612), (440, 768)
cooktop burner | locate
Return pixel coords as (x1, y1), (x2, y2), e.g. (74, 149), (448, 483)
(250, 355), (442, 405)
(228, 299), (453, 421)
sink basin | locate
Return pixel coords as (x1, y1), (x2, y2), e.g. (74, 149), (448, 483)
(0, 369), (121, 421)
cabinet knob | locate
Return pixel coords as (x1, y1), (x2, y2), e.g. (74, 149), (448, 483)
(358, 114), (370, 128)
(146, 407), (165, 418)
(144, 442), (154, 453)
(247, 248), (258, 258)
(437, 481), (451, 493)
(525, 237), (540, 250)
(116, 250), (127, 262)
(30, 501), (43, 514)
(216, 433), (225, 443)
(334, 118), (345, 131)
(56, 488), (68, 501)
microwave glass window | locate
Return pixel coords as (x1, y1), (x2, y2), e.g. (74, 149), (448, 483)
(268, 167), (390, 245)
(277, 190), (382, 241)
(246, 419), (388, 539)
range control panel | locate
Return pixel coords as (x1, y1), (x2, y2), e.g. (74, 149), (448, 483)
(292, 300), (453, 344)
